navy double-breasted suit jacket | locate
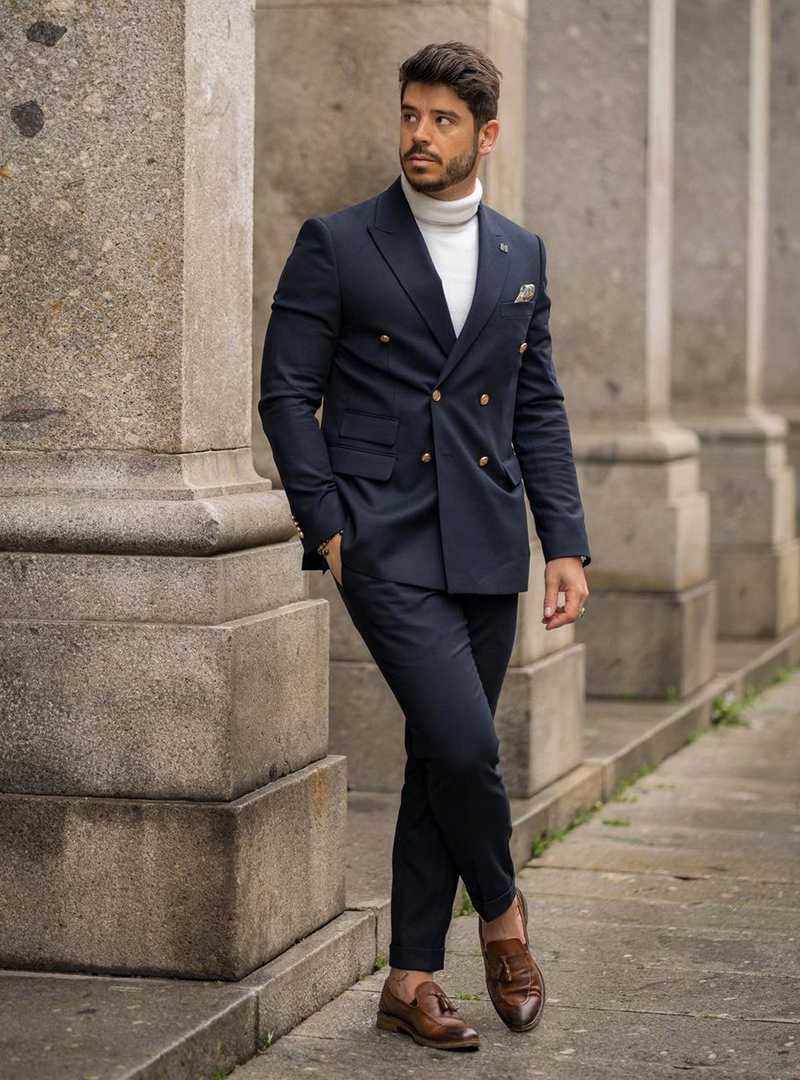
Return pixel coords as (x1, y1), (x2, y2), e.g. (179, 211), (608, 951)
(258, 173), (591, 594)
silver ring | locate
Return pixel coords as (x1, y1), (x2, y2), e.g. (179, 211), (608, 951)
(578, 606), (586, 618)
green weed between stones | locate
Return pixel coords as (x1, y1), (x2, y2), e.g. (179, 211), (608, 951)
(528, 763), (656, 858)
(255, 1024), (275, 1055)
(529, 801), (604, 858)
(528, 667), (799, 860)
(455, 887), (476, 916)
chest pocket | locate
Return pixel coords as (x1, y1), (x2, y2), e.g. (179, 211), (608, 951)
(338, 408), (399, 446)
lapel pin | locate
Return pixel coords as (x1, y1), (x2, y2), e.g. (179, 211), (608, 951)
(499, 242), (509, 253)
(514, 283), (535, 303)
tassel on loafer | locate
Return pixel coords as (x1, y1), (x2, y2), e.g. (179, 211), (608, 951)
(478, 886), (546, 1032)
(376, 978), (480, 1050)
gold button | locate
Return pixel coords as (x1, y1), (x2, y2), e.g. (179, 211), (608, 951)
(380, 334), (390, 343)
(421, 452), (432, 462)
(519, 342), (528, 354)
(432, 389), (442, 401)
(480, 393), (490, 405)
(298, 530), (304, 538)
(479, 455), (489, 466)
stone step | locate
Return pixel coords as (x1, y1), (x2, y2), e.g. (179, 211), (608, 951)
(0, 907), (377, 1080)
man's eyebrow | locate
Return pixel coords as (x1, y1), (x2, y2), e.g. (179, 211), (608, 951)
(401, 101), (462, 119)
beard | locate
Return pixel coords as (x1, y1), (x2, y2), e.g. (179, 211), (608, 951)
(401, 132), (480, 194)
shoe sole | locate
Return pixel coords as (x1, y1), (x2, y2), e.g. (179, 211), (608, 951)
(376, 1010), (480, 1050)
(482, 886), (547, 1033)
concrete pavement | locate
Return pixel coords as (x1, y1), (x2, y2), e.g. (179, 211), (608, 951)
(234, 667), (800, 1079)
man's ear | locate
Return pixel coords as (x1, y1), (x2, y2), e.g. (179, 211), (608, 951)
(478, 118), (500, 155)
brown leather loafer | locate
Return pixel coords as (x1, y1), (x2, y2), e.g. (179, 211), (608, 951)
(376, 978), (480, 1050)
(479, 886), (545, 1032)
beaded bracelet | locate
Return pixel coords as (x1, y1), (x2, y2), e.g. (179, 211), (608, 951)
(316, 528), (344, 557)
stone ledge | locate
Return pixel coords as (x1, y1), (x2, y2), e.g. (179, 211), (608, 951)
(0, 906), (377, 1079)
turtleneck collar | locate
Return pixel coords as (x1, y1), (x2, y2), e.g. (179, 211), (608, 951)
(400, 170), (482, 226)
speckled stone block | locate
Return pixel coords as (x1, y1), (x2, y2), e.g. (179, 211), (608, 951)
(497, 643), (586, 797)
(524, 1), (719, 696)
(0, 755), (347, 981)
(576, 577), (718, 699)
(671, 0), (800, 635)
(0, 593), (332, 801)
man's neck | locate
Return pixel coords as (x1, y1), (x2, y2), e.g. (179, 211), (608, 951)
(400, 171), (483, 227)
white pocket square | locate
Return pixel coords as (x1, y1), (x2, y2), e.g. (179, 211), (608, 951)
(514, 283), (536, 303)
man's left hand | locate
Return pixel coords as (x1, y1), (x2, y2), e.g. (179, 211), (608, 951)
(542, 556), (589, 630)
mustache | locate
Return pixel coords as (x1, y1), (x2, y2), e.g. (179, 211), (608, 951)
(405, 148), (440, 162)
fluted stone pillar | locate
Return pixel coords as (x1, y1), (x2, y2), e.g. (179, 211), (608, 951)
(673, 0), (799, 638)
(0, 0), (346, 981)
(254, 1), (587, 796)
(765, 0), (800, 541)
(525, 0), (716, 698)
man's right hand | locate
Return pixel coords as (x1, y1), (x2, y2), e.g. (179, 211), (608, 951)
(324, 532), (344, 586)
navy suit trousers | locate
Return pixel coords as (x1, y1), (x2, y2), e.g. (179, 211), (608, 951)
(334, 561), (519, 972)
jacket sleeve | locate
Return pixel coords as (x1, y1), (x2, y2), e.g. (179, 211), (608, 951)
(513, 234), (591, 568)
(258, 215), (349, 557)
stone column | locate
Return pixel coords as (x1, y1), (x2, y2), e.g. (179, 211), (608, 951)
(0, 0), (346, 981)
(525, 0), (716, 698)
(253, 1), (587, 797)
(673, 0), (799, 638)
(765, 0), (800, 539)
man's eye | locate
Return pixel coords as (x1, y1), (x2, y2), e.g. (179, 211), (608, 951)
(437, 116), (452, 125)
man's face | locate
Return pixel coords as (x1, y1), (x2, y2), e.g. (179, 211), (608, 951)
(399, 81), (484, 196)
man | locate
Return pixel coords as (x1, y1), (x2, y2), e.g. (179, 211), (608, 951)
(259, 41), (590, 1051)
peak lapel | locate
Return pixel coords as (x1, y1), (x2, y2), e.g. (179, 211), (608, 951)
(367, 176), (457, 357)
(433, 203), (510, 388)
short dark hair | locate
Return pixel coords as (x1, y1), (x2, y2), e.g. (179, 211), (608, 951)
(398, 42), (502, 130)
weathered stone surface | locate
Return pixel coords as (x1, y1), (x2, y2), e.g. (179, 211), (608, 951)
(576, 579), (717, 699)
(712, 536), (800, 638)
(238, 668), (800, 1078)
(0, 756), (347, 980)
(329, 663), (406, 791)
(672, 0), (800, 637)
(2, 0), (254, 457)
(0, 973), (258, 1080)
(240, 910), (377, 1039)
(0, 544), (307, 625)
(520, 864), (800, 910)
(234, 988), (798, 1079)
(497, 644), (586, 796)
(0, 600), (332, 800)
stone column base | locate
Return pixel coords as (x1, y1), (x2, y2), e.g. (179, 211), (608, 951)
(574, 578), (717, 698)
(713, 536), (800, 638)
(0, 543), (330, 800)
(496, 643), (586, 798)
(0, 539), (349, 980)
(329, 642), (586, 801)
(0, 756), (346, 981)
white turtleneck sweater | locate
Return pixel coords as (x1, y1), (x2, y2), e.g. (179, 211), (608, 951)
(400, 171), (483, 337)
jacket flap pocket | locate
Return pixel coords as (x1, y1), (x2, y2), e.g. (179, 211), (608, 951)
(501, 452), (523, 486)
(328, 443), (397, 480)
(339, 409), (399, 446)
(500, 300), (535, 318)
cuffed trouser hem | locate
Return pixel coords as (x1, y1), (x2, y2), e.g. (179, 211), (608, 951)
(389, 943), (446, 973)
(473, 877), (517, 923)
